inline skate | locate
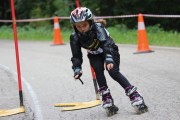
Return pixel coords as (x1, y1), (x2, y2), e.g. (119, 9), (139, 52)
(99, 86), (119, 116)
(125, 86), (148, 114)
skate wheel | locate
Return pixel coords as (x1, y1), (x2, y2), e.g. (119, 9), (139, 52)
(105, 105), (119, 116)
(135, 104), (148, 114)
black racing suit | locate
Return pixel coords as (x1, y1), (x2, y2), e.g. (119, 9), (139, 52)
(70, 22), (131, 89)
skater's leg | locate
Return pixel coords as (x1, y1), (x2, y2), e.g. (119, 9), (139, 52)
(107, 47), (131, 89)
(109, 45), (148, 113)
(88, 53), (108, 88)
(108, 66), (131, 89)
(88, 54), (118, 116)
(108, 64), (148, 113)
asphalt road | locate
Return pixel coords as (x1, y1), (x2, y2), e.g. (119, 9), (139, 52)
(0, 40), (180, 120)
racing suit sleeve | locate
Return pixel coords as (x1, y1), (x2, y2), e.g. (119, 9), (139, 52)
(70, 33), (83, 70)
(95, 23), (115, 63)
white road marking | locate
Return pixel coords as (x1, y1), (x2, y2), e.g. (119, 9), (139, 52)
(0, 64), (43, 120)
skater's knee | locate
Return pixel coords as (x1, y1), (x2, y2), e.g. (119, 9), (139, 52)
(108, 70), (121, 80)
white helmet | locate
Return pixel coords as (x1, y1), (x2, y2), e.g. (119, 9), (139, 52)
(70, 7), (93, 24)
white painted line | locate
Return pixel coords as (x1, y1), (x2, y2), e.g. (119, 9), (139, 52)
(138, 22), (145, 30)
(54, 23), (60, 29)
(0, 64), (43, 120)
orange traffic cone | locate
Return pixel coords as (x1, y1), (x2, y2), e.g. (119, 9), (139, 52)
(134, 13), (153, 54)
(52, 16), (64, 45)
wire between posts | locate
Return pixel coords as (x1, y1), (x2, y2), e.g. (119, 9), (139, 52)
(94, 14), (138, 19)
(0, 14), (180, 23)
(0, 17), (69, 23)
(143, 14), (180, 18)
(0, 15), (138, 23)
(0, 17), (54, 23)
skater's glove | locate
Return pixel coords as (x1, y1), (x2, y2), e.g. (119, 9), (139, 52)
(73, 67), (82, 79)
(105, 54), (113, 64)
(105, 54), (114, 71)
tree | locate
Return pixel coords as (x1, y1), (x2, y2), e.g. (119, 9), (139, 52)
(0, 0), (180, 31)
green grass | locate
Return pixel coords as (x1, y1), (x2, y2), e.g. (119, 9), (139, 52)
(0, 26), (53, 40)
(107, 27), (137, 44)
(147, 31), (180, 47)
(0, 25), (180, 47)
(107, 26), (180, 47)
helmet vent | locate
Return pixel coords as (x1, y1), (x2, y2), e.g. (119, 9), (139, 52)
(87, 14), (91, 19)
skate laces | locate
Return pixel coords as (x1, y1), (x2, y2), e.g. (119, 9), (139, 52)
(125, 86), (137, 96)
(125, 86), (141, 101)
(130, 92), (141, 101)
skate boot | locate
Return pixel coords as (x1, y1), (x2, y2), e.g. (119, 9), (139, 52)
(99, 86), (119, 116)
(125, 86), (148, 114)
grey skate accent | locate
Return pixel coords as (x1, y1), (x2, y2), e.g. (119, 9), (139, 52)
(101, 89), (111, 95)
(126, 87), (137, 96)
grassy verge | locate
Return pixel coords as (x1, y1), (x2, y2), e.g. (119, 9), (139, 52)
(0, 25), (180, 47)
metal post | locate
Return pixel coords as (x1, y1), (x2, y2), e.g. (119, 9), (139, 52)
(90, 66), (100, 100)
(75, 0), (80, 7)
(10, 0), (24, 107)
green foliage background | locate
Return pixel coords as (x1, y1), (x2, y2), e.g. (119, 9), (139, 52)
(0, 0), (180, 31)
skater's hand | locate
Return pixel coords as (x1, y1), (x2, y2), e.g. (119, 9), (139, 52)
(74, 68), (82, 79)
(74, 71), (82, 79)
(105, 54), (114, 71)
(104, 63), (114, 71)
